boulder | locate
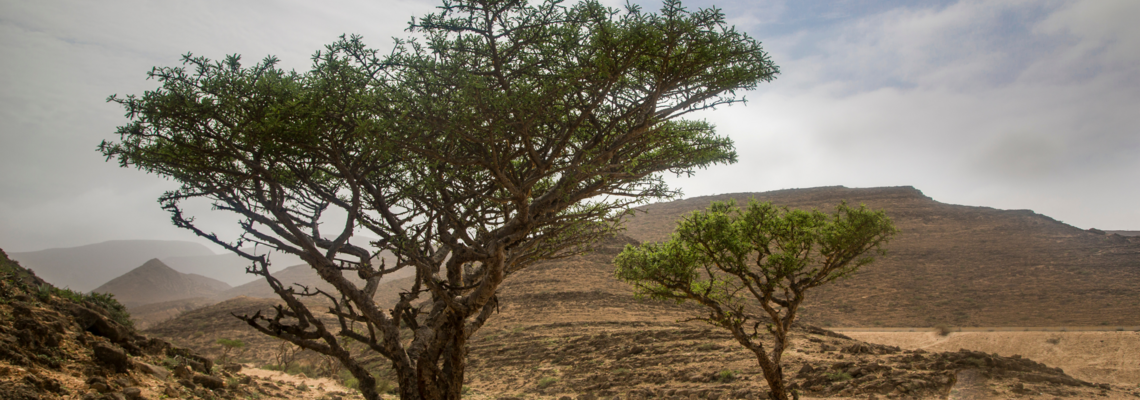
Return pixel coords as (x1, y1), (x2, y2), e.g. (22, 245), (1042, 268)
(92, 343), (131, 373)
(192, 374), (225, 390)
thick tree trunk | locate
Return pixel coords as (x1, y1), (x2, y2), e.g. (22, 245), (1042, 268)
(753, 353), (789, 400)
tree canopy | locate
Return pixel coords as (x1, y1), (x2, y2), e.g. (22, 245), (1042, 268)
(101, 1), (779, 399)
(614, 200), (897, 400)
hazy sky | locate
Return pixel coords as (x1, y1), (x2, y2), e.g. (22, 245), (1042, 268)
(1, 0), (1137, 253)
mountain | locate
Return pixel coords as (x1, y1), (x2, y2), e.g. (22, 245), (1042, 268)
(90, 259), (230, 309)
(622, 186), (1140, 327)
(8, 240), (215, 292)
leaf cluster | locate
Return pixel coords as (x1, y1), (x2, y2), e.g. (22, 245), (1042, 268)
(615, 200), (897, 332)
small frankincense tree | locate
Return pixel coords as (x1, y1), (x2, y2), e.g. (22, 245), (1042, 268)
(614, 200), (897, 400)
(100, 1), (778, 399)
(216, 338), (246, 365)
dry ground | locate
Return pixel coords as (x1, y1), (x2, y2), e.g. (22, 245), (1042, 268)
(840, 329), (1140, 387)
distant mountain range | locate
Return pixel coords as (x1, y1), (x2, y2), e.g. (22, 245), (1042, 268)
(9, 240), (215, 292)
(8, 240), (304, 291)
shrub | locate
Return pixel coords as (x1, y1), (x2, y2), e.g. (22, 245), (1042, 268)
(537, 376), (558, 389)
(825, 372), (853, 382)
(716, 369), (739, 383)
(935, 324), (952, 336)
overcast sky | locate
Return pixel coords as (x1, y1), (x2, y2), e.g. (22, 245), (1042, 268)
(1, 0), (1137, 253)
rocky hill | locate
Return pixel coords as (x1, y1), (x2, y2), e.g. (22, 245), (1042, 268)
(91, 259), (230, 309)
(623, 186), (1140, 327)
(0, 248), (358, 400)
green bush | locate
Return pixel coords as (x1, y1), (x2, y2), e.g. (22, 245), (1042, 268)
(716, 369), (739, 383)
(825, 371), (853, 382)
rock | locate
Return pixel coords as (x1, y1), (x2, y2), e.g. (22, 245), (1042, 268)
(192, 374), (225, 390)
(222, 363), (242, 373)
(102, 393), (126, 400)
(163, 385), (180, 397)
(134, 362), (169, 380)
(172, 365), (192, 379)
(90, 382), (111, 393)
(92, 343), (131, 373)
(66, 304), (129, 343)
(183, 359), (206, 374)
(122, 387), (143, 400)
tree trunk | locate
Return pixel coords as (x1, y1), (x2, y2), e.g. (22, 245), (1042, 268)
(754, 354), (789, 400)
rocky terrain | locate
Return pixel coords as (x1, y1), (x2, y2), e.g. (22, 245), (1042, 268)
(0, 248), (355, 400)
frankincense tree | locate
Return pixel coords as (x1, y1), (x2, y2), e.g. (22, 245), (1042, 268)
(614, 200), (897, 400)
(101, 1), (778, 399)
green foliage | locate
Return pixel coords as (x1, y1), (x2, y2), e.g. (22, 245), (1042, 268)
(716, 369), (739, 383)
(100, 1), (778, 399)
(614, 199), (896, 400)
(825, 371), (853, 382)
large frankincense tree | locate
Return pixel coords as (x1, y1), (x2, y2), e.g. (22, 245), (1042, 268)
(614, 200), (897, 400)
(100, 1), (778, 399)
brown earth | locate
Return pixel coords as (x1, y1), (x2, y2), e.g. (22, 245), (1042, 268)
(144, 235), (1138, 399)
(622, 186), (1140, 328)
(457, 235), (1138, 399)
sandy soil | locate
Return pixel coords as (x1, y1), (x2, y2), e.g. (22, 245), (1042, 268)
(838, 329), (1140, 386)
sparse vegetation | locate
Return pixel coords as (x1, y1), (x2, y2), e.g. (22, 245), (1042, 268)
(716, 369), (739, 383)
(537, 376), (558, 389)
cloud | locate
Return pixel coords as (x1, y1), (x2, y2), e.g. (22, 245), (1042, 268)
(665, 0), (1140, 229)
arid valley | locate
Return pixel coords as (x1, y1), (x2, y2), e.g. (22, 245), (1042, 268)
(2, 186), (1138, 399)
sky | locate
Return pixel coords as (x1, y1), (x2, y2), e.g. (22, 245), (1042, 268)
(1, 0), (1137, 253)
